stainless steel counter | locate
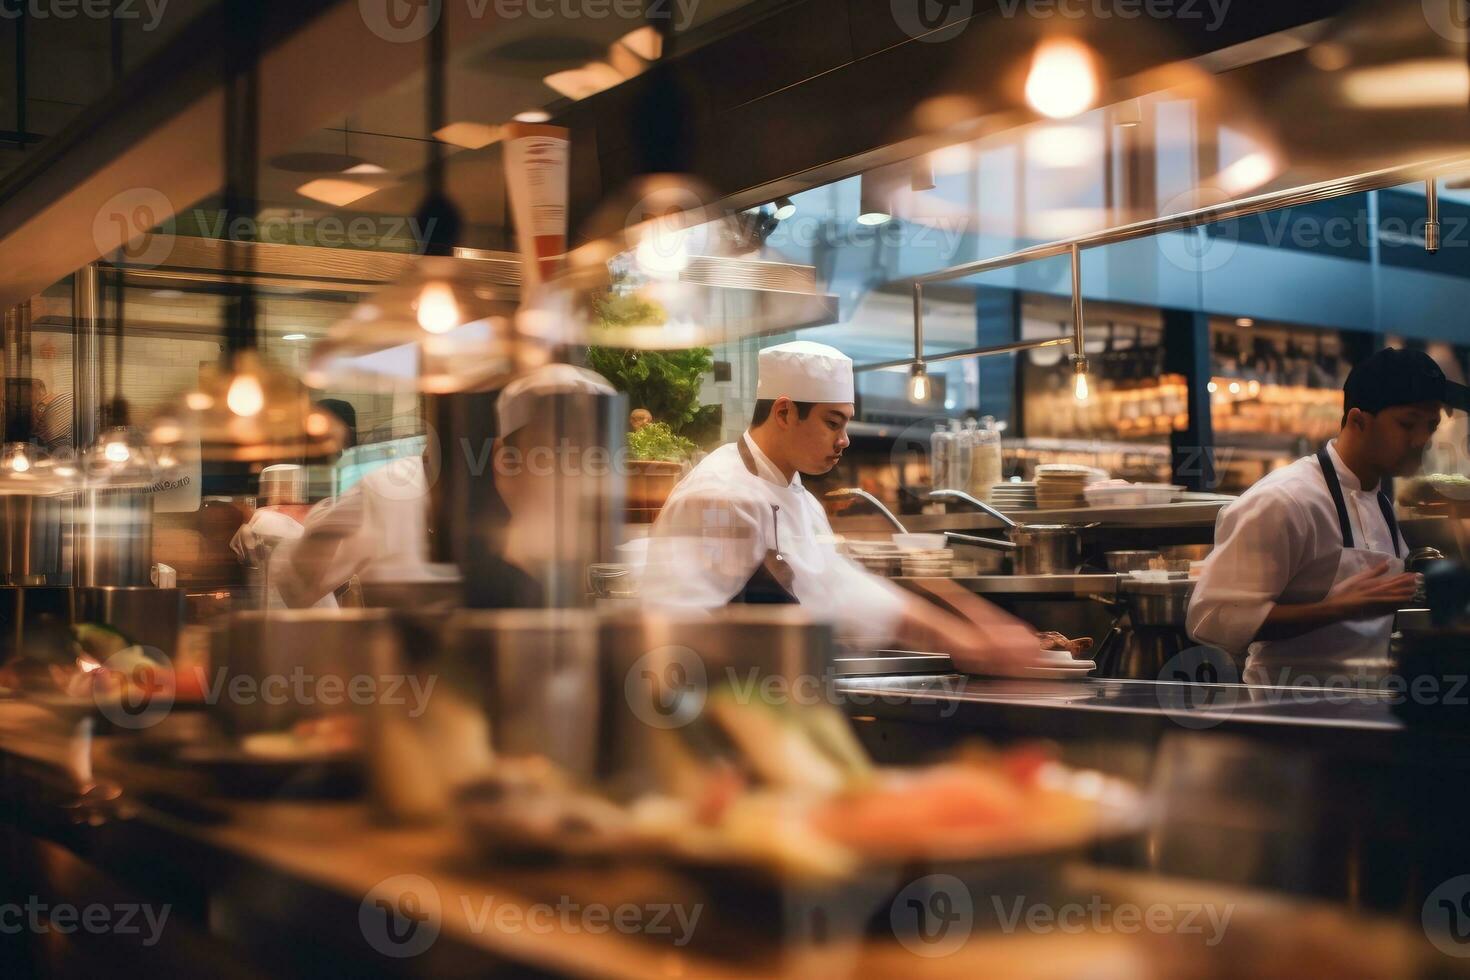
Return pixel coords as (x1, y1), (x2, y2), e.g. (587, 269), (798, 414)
(831, 493), (1233, 535)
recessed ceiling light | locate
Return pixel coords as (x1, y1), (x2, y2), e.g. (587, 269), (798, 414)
(282, 333), (308, 341)
(343, 162), (388, 175)
(619, 25), (662, 61)
(513, 110), (551, 124)
(296, 179), (380, 207)
(1235, 317), (1255, 328)
(543, 62), (624, 101)
(433, 122), (501, 149)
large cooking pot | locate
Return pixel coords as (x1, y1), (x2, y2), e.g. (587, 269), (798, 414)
(930, 491), (1096, 575)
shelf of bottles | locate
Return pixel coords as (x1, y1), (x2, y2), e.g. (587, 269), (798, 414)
(1209, 323), (1349, 449)
(1023, 352), (1189, 442)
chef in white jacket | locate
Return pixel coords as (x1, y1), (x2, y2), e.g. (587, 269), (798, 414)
(1188, 348), (1465, 685)
(642, 341), (1040, 672)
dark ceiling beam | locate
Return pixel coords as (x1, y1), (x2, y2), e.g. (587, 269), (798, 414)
(558, 0), (1358, 229)
(0, 0), (516, 311)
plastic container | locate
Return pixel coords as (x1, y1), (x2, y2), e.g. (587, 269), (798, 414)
(930, 423), (952, 492)
(948, 419), (971, 493)
(969, 416), (1004, 503)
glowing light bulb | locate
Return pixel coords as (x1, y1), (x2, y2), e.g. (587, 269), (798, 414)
(9, 449), (29, 473)
(1025, 38), (1099, 120)
(416, 281), (462, 334)
(1074, 370), (1090, 401)
(635, 218), (692, 277)
(226, 373), (265, 418)
(104, 439), (131, 464)
(908, 363), (931, 403)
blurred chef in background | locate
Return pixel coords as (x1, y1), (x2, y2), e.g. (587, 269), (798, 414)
(230, 464), (335, 608)
(642, 341), (1040, 672)
(272, 364), (614, 610)
(1189, 348), (1465, 685)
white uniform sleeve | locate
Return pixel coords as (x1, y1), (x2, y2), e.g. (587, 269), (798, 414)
(1186, 489), (1309, 656)
(640, 486), (768, 611)
(800, 495), (907, 650)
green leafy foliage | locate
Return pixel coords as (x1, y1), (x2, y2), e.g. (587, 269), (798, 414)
(585, 346), (720, 446)
(626, 422), (697, 463)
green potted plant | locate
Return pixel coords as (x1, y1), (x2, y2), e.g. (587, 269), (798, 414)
(586, 344), (721, 520)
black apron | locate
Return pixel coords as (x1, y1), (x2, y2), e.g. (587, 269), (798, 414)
(730, 438), (800, 605)
(1316, 447), (1402, 556)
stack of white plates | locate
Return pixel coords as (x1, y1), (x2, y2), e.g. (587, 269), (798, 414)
(990, 482), (1037, 510)
(901, 548), (954, 577)
(984, 647), (1097, 680)
(1035, 464), (1092, 510)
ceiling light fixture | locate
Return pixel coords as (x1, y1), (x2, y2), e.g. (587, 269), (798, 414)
(296, 178), (379, 207)
(513, 109), (551, 124)
(433, 122), (501, 150)
(773, 196), (797, 220)
(1025, 37), (1099, 119)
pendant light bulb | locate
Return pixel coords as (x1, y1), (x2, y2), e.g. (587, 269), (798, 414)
(1073, 356), (1090, 402)
(227, 372), (266, 418)
(9, 447), (30, 473)
(416, 280), (462, 334)
(103, 437), (131, 464)
(908, 362), (931, 403)
(1026, 37), (1099, 120)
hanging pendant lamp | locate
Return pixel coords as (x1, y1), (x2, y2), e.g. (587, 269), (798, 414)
(151, 0), (342, 462)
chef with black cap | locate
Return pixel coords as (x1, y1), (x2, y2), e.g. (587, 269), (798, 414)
(1189, 348), (1469, 685)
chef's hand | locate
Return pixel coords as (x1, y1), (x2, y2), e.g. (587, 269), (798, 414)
(1330, 561), (1420, 620)
(899, 581), (1043, 675)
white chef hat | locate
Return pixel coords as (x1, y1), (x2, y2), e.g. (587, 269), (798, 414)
(756, 341), (855, 403)
(497, 363), (616, 437)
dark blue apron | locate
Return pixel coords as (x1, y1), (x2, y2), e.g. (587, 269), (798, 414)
(1316, 447), (1402, 555)
(730, 437), (800, 605)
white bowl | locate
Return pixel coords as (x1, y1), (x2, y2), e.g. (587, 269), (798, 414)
(893, 533), (947, 552)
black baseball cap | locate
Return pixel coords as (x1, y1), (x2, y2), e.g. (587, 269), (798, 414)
(1344, 348), (1469, 415)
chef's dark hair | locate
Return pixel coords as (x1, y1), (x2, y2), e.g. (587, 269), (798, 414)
(750, 399), (815, 427)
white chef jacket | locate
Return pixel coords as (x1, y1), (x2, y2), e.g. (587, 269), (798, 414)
(1187, 440), (1406, 670)
(270, 456), (440, 608)
(641, 432), (907, 649)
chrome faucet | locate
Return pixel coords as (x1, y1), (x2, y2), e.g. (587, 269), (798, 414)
(825, 488), (908, 533)
(927, 489), (1021, 530)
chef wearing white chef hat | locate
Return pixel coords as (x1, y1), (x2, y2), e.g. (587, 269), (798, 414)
(1188, 348), (1465, 685)
(643, 341), (1040, 670)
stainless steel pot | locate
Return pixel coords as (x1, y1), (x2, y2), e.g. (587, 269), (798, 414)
(1120, 579), (1196, 627)
(598, 606), (834, 798)
(73, 586), (185, 658)
(219, 609), (399, 735)
(1, 493), (68, 585)
(931, 491), (1094, 575)
(74, 488), (153, 587)
(450, 608), (600, 780)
